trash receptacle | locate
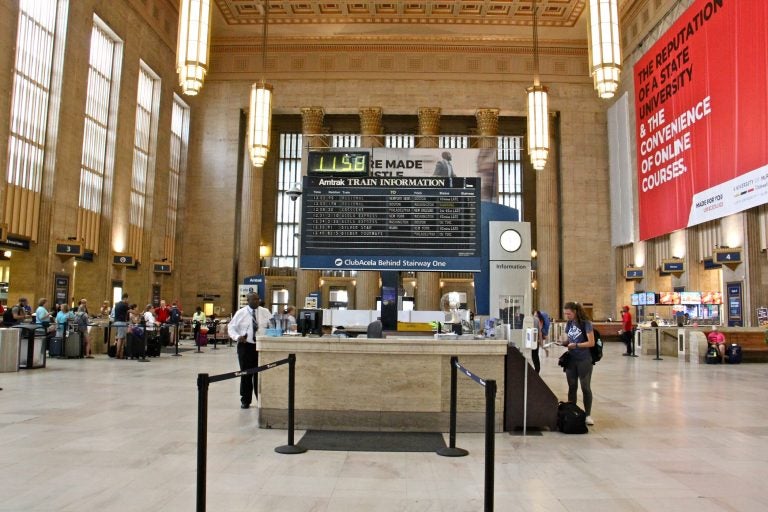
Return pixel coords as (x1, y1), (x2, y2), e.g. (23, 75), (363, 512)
(0, 328), (21, 372)
(14, 324), (47, 369)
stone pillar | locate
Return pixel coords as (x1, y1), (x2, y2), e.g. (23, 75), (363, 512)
(295, 107), (325, 307)
(238, 150), (264, 284)
(417, 107), (441, 149)
(745, 210), (765, 326)
(356, 107), (383, 309)
(359, 107), (384, 148)
(475, 108), (500, 202)
(415, 107), (442, 311)
(535, 113), (560, 315)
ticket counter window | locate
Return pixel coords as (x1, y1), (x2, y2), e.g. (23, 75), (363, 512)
(329, 288), (348, 310)
(272, 288), (289, 314)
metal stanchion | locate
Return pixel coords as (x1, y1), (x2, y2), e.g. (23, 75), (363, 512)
(196, 354), (304, 511)
(196, 373), (210, 512)
(484, 380), (496, 512)
(654, 328), (663, 360)
(172, 325), (181, 357)
(275, 354), (307, 454)
(436, 356), (469, 457)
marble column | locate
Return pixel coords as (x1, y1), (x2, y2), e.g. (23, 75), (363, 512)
(415, 107), (442, 311)
(295, 107), (325, 307)
(356, 107), (383, 310)
(535, 113), (560, 315)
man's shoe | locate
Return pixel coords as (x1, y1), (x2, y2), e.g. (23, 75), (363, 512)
(240, 403), (250, 409)
(622, 353), (631, 356)
(585, 415), (594, 426)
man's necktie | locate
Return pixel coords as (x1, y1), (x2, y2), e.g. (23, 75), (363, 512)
(251, 309), (259, 341)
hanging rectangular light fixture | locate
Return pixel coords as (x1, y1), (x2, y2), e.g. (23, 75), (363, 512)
(526, 0), (549, 171)
(248, 81), (273, 167)
(588, 0), (622, 99)
(247, 1), (272, 167)
(176, 0), (212, 96)
(527, 84), (549, 171)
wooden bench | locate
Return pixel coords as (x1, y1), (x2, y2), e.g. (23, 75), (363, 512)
(718, 330), (768, 363)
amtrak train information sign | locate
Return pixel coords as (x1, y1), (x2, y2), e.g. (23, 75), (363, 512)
(299, 176), (481, 271)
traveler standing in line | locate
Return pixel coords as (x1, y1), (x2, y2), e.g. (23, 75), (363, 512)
(620, 305), (634, 355)
(35, 299), (52, 331)
(532, 310), (550, 374)
(228, 292), (272, 409)
(560, 301), (596, 426)
(192, 306), (206, 344)
(155, 299), (171, 324)
(75, 305), (94, 358)
(3, 297), (29, 326)
(55, 304), (74, 339)
(113, 294), (130, 359)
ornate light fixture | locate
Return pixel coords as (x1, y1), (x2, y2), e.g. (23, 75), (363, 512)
(588, 0), (622, 99)
(176, 0), (213, 96)
(526, 0), (549, 171)
(247, 0), (273, 168)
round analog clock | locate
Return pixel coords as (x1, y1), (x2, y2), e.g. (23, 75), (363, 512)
(499, 229), (522, 253)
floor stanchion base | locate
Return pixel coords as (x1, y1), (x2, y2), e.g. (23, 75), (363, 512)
(436, 447), (469, 457)
(275, 444), (307, 455)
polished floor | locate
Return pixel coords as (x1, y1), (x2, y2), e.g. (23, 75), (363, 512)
(1, 339), (766, 511)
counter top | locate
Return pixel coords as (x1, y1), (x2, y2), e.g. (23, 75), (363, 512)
(256, 335), (508, 356)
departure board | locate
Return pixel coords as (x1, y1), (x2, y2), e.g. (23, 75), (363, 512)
(299, 176), (481, 271)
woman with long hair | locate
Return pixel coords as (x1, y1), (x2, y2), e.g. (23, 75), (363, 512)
(561, 301), (596, 425)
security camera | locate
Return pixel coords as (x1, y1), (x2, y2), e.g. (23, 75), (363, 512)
(287, 184), (302, 201)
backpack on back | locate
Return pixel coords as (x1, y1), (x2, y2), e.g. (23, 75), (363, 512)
(169, 307), (181, 324)
(590, 328), (603, 364)
(557, 401), (589, 434)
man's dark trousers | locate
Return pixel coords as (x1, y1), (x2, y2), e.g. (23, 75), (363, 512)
(237, 342), (259, 406)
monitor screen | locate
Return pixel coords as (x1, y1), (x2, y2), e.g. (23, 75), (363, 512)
(637, 293), (647, 306)
(645, 292), (656, 305)
(630, 293), (639, 306)
(701, 291), (723, 304)
(297, 309), (324, 336)
(659, 292), (680, 305)
(680, 291), (702, 305)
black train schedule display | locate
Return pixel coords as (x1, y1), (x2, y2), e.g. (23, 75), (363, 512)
(299, 176), (481, 271)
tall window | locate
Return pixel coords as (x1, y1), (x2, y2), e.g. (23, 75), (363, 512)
(498, 136), (523, 215)
(165, 95), (190, 262)
(4, 0), (68, 240)
(77, 16), (122, 252)
(274, 133), (303, 267)
(128, 62), (160, 257)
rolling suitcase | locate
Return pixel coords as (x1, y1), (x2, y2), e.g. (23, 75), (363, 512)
(65, 331), (83, 358)
(125, 331), (146, 359)
(159, 325), (171, 346)
(49, 337), (64, 357)
(146, 333), (161, 357)
(726, 343), (742, 364)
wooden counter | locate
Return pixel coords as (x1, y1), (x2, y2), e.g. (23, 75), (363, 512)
(256, 335), (508, 432)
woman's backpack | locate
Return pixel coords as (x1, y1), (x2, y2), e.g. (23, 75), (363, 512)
(590, 328), (603, 364)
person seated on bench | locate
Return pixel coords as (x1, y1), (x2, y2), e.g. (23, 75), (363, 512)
(366, 318), (384, 339)
(707, 325), (726, 363)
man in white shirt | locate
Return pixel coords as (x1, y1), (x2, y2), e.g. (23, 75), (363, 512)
(228, 292), (272, 409)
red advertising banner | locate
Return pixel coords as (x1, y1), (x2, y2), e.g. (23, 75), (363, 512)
(634, 0), (768, 240)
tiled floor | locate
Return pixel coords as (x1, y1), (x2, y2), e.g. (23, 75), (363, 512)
(1, 341), (766, 511)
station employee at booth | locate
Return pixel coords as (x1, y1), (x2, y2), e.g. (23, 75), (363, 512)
(228, 292), (272, 409)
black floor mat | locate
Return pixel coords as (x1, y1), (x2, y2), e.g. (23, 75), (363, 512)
(296, 430), (447, 452)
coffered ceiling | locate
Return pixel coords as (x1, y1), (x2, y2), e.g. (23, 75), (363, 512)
(210, 0), (601, 42)
(214, 0), (585, 27)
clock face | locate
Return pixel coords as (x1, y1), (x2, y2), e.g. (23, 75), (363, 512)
(499, 229), (522, 253)
(307, 151), (370, 176)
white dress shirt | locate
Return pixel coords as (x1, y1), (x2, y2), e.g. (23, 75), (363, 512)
(228, 305), (272, 344)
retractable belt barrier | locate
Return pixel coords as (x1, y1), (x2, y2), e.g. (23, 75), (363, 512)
(436, 356), (497, 512)
(196, 353), (305, 512)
